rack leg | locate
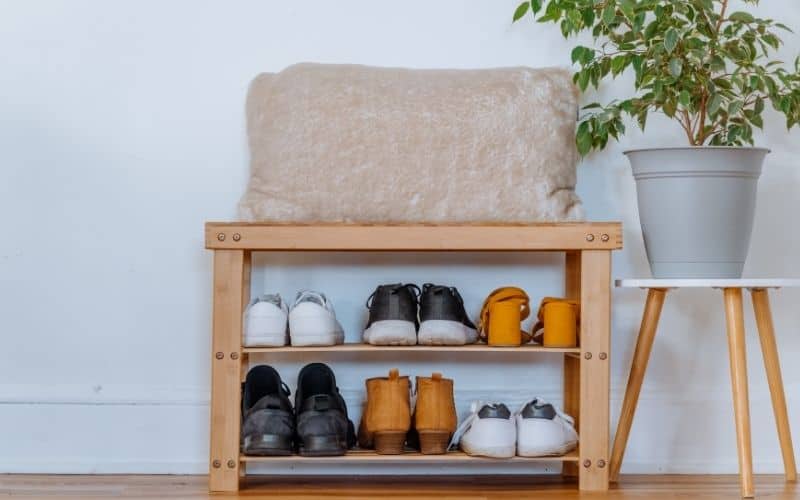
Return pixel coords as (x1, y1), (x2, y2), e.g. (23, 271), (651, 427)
(724, 288), (754, 498)
(209, 250), (250, 492)
(751, 288), (797, 482)
(609, 287), (667, 482)
(562, 251), (581, 479)
(578, 250), (611, 491)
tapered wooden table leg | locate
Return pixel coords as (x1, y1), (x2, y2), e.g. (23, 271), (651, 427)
(751, 288), (797, 482)
(609, 288), (667, 482)
(724, 288), (754, 498)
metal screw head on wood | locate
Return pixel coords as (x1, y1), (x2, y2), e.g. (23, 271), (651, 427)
(217, 233), (225, 241)
(584, 352), (592, 359)
(597, 459), (606, 468)
(227, 459), (236, 468)
(583, 459), (592, 468)
(212, 460), (221, 468)
(215, 352), (224, 360)
(601, 233), (610, 242)
(232, 233), (241, 241)
(586, 234), (595, 242)
(230, 352), (239, 360)
(599, 352), (607, 360)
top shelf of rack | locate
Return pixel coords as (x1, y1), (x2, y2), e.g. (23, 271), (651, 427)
(205, 222), (622, 251)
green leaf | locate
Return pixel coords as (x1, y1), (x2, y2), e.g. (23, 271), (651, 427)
(665, 28), (679, 54)
(513, 1), (529, 22)
(669, 58), (682, 78)
(755, 97), (765, 114)
(679, 90), (691, 107)
(531, 0), (543, 14)
(728, 11), (755, 23)
(576, 121), (593, 155)
(708, 94), (723, 115)
(611, 55), (628, 76)
(602, 4), (615, 25)
(709, 55), (726, 72)
(571, 47), (584, 64)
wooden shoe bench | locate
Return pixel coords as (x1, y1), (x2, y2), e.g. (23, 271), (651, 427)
(205, 222), (622, 493)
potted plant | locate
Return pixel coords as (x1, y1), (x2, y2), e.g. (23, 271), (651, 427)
(514, 0), (800, 278)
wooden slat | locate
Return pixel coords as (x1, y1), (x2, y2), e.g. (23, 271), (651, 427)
(578, 250), (611, 492)
(243, 344), (580, 354)
(562, 251), (581, 479)
(205, 222), (622, 251)
(209, 250), (248, 492)
(240, 450), (579, 463)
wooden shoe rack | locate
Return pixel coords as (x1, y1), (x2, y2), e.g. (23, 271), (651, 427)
(205, 222), (622, 493)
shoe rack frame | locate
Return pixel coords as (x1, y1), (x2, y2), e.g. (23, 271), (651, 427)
(204, 222), (622, 493)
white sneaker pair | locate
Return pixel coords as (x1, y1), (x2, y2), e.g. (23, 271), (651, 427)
(450, 398), (578, 458)
(243, 291), (344, 347)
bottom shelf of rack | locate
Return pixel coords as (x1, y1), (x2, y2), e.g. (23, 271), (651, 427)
(241, 449), (578, 463)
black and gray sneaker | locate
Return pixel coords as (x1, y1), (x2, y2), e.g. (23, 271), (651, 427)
(417, 283), (478, 345)
(241, 365), (295, 456)
(362, 283), (421, 346)
(294, 363), (356, 456)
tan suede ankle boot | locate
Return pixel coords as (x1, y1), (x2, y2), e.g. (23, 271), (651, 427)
(357, 368), (411, 454)
(413, 372), (457, 454)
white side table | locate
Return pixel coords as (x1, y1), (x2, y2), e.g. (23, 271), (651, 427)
(610, 279), (799, 498)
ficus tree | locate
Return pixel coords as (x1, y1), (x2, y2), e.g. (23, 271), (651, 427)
(513, 0), (800, 154)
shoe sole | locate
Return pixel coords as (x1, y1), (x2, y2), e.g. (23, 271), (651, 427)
(373, 430), (407, 455)
(461, 442), (516, 459)
(290, 331), (344, 346)
(418, 320), (477, 346)
(243, 332), (288, 347)
(298, 434), (347, 457)
(418, 430), (450, 455)
(242, 434), (293, 456)
(517, 440), (578, 457)
(363, 320), (417, 346)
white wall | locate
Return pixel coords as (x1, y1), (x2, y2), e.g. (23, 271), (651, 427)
(1, 0), (799, 475)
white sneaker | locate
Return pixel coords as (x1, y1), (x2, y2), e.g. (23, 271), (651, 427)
(450, 401), (516, 458)
(515, 398), (578, 457)
(288, 290), (345, 346)
(243, 294), (288, 347)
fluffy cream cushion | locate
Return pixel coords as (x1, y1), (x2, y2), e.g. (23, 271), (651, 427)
(239, 63), (583, 222)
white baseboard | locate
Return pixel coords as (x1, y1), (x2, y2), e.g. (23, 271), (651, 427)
(0, 383), (796, 474)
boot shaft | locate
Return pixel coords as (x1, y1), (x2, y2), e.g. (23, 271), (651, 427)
(414, 372), (456, 432)
(364, 368), (411, 432)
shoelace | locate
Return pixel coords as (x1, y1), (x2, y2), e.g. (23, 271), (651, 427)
(365, 283), (421, 309)
(295, 289), (328, 308)
(422, 283), (466, 306)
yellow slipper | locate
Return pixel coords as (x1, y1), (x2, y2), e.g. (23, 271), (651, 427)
(531, 297), (580, 348)
(478, 287), (531, 346)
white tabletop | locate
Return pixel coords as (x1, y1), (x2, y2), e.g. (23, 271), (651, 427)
(616, 279), (800, 289)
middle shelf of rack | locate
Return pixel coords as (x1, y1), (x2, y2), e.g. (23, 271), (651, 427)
(240, 449), (579, 463)
(242, 343), (581, 354)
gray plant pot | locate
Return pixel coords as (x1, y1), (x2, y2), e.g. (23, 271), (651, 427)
(625, 146), (768, 278)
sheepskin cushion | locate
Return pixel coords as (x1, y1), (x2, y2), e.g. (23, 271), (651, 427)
(239, 63), (583, 223)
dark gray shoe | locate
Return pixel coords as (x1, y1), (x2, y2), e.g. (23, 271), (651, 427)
(418, 284), (478, 345)
(294, 363), (356, 456)
(363, 283), (420, 345)
(241, 365), (295, 456)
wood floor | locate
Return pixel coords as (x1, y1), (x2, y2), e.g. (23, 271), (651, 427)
(0, 475), (797, 499)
